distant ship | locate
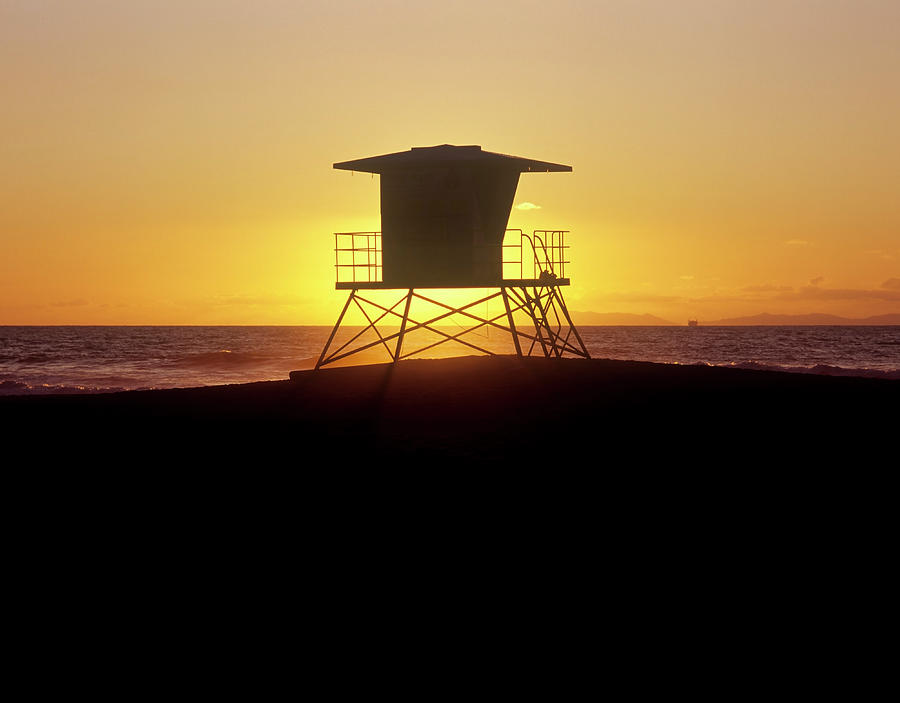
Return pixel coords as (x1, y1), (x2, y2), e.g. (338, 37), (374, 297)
(688, 320), (698, 327)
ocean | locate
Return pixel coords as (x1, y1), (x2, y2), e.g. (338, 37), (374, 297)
(1, 325), (898, 395)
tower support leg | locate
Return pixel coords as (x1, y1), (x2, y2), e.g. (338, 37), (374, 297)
(502, 287), (523, 357)
(519, 287), (549, 357)
(394, 288), (413, 363)
(532, 286), (562, 358)
(553, 286), (590, 359)
(316, 289), (355, 370)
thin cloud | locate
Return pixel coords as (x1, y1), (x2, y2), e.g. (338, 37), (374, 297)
(596, 292), (682, 304)
(686, 294), (771, 304)
(208, 294), (312, 307)
(775, 286), (900, 302)
(883, 278), (900, 290)
(515, 202), (541, 211)
(742, 284), (793, 293)
(784, 239), (810, 246)
(810, 276), (824, 285)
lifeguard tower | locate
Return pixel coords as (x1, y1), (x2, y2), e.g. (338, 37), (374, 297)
(316, 144), (590, 369)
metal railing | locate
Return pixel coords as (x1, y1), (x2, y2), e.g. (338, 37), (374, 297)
(334, 232), (382, 284)
(334, 229), (569, 284)
(503, 229), (570, 280)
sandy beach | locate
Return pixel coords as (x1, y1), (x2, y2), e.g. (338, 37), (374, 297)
(2, 355), (895, 466)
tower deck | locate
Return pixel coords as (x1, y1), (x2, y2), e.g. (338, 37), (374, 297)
(336, 278), (570, 290)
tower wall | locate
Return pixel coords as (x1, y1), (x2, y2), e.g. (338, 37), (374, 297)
(380, 165), (519, 287)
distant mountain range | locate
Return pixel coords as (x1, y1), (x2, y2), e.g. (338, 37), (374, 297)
(698, 313), (900, 326)
(572, 311), (900, 326)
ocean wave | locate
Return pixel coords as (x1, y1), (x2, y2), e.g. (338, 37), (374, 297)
(171, 350), (276, 368)
(17, 354), (55, 364)
(724, 361), (900, 380)
(0, 379), (129, 396)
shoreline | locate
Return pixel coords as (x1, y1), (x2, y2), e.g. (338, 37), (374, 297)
(1, 355), (895, 462)
(2, 354), (896, 397)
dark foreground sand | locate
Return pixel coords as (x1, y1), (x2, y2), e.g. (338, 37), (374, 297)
(5, 354), (895, 601)
(6, 355), (890, 663)
(1, 355), (894, 465)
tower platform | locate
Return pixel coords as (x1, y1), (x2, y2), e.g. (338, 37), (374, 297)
(335, 277), (570, 290)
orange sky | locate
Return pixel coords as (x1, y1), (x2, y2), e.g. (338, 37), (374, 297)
(2, 0), (898, 324)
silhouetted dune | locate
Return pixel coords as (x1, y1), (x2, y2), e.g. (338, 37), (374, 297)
(2, 356), (894, 467)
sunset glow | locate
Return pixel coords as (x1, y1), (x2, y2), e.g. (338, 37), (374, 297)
(2, 0), (897, 325)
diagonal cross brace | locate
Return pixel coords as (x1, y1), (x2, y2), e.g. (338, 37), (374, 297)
(317, 284), (590, 368)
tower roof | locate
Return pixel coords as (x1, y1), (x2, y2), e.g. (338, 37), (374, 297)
(333, 144), (572, 174)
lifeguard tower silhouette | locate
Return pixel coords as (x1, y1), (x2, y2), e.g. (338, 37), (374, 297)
(316, 144), (590, 369)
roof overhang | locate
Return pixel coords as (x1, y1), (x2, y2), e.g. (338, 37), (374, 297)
(333, 144), (572, 174)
